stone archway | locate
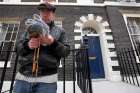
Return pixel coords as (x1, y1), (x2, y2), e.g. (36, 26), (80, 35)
(74, 14), (121, 81)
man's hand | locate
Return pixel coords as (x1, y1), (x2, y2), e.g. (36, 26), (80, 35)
(28, 38), (40, 49)
(40, 35), (54, 45)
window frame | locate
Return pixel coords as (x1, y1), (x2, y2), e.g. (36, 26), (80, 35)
(54, 20), (63, 28)
(0, 21), (20, 68)
(123, 13), (140, 63)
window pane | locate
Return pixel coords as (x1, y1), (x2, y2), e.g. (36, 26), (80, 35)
(128, 18), (140, 35)
(11, 33), (16, 40)
(5, 33), (12, 40)
(0, 21), (20, 63)
(127, 17), (140, 50)
(0, 23), (8, 41)
(54, 20), (62, 28)
(82, 27), (97, 34)
(5, 24), (15, 41)
(14, 26), (18, 32)
(0, 42), (13, 61)
(8, 24), (14, 32)
(12, 33), (17, 41)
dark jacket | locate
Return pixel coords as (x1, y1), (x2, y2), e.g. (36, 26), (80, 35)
(16, 24), (70, 77)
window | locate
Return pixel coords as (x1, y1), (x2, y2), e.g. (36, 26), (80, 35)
(126, 17), (140, 63)
(0, 21), (20, 67)
(127, 17), (140, 50)
(54, 20), (62, 28)
(82, 27), (97, 35)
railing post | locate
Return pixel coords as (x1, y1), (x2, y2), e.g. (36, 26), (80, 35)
(133, 48), (140, 77)
(0, 42), (4, 55)
(125, 48), (135, 85)
(129, 48), (140, 86)
(72, 50), (76, 93)
(9, 51), (19, 93)
(63, 58), (65, 93)
(117, 50), (125, 81)
(121, 49), (131, 83)
(82, 35), (93, 93)
(85, 46), (93, 93)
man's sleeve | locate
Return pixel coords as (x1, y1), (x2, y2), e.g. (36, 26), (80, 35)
(15, 31), (33, 56)
(49, 30), (70, 57)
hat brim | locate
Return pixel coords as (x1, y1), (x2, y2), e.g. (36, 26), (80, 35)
(37, 3), (56, 12)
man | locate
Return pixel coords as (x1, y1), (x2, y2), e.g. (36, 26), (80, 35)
(13, 2), (70, 93)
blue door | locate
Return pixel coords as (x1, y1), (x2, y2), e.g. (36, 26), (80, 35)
(84, 36), (105, 79)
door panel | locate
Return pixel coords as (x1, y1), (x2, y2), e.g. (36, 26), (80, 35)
(84, 36), (105, 79)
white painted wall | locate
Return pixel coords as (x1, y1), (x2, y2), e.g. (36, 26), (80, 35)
(99, 32), (111, 80)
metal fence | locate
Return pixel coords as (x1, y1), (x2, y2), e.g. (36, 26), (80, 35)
(0, 42), (93, 93)
(117, 48), (140, 87)
(0, 41), (19, 93)
(76, 48), (93, 93)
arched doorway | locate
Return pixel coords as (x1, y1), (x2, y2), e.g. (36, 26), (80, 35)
(74, 14), (121, 81)
(82, 27), (105, 78)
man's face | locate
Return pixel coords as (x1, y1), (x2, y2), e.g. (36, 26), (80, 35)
(40, 9), (55, 23)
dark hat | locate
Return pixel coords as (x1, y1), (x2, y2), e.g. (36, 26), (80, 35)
(37, 2), (56, 12)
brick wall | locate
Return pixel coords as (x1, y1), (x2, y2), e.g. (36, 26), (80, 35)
(0, 4), (139, 80)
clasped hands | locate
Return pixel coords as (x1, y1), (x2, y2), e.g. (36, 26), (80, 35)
(28, 34), (54, 49)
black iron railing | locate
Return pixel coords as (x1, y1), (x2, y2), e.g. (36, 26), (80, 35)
(62, 48), (93, 93)
(0, 41), (19, 93)
(76, 48), (93, 93)
(118, 48), (140, 87)
(0, 42), (93, 93)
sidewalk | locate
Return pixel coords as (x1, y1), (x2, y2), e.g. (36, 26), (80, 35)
(92, 81), (140, 93)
